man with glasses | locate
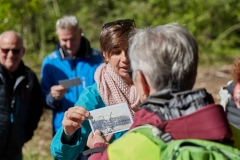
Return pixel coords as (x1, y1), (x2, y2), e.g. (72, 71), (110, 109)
(0, 31), (43, 159)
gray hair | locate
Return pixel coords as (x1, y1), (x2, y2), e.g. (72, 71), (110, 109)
(129, 24), (198, 91)
(56, 15), (80, 30)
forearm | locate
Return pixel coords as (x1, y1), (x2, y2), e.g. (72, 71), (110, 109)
(46, 93), (62, 110)
(61, 129), (78, 144)
(51, 127), (86, 160)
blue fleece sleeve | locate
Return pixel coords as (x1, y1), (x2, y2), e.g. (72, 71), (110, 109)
(50, 83), (127, 159)
(50, 127), (82, 160)
(50, 83), (105, 159)
(40, 55), (62, 109)
(46, 93), (62, 110)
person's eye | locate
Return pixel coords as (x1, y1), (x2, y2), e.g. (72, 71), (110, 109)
(111, 49), (122, 55)
(70, 36), (78, 42)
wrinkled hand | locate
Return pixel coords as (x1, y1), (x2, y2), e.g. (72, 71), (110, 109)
(234, 83), (240, 109)
(62, 106), (89, 135)
(50, 85), (68, 100)
(87, 130), (113, 149)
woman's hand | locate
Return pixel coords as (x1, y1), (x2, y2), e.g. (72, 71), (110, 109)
(87, 130), (113, 149)
(62, 106), (89, 135)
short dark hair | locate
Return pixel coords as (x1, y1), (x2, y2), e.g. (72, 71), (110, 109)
(100, 22), (135, 62)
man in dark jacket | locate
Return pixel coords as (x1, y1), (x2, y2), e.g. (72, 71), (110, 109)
(0, 31), (43, 160)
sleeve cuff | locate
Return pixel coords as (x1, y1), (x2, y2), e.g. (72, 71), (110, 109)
(46, 93), (61, 110)
(94, 142), (108, 148)
(62, 131), (75, 144)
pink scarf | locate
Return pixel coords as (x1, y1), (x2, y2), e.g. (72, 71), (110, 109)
(94, 63), (140, 116)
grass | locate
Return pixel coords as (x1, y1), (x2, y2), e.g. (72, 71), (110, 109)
(23, 109), (53, 160)
(23, 54), (54, 160)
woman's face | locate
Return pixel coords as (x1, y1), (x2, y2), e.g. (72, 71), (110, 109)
(105, 41), (132, 84)
(234, 83), (240, 109)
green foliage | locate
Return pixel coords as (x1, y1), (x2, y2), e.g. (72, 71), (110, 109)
(0, 0), (239, 159)
(1, 0), (239, 65)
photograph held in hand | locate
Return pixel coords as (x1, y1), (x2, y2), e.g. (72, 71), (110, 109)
(88, 103), (133, 135)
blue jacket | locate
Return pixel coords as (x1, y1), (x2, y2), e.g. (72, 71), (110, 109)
(41, 36), (102, 132)
(50, 83), (126, 160)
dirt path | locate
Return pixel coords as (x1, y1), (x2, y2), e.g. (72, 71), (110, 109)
(194, 65), (232, 103)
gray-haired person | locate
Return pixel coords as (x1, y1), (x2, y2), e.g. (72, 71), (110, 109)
(40, 15), (102, 158)
(85, 24), (233, 160)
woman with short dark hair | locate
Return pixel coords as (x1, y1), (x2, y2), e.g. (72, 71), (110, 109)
(50, 19), (140, 160)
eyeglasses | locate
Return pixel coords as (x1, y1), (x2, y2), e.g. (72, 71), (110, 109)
(103, 19), (135, 30)
(0, 48), (22, 55)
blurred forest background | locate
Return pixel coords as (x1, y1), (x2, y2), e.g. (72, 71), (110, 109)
(1, 0), (240, 159)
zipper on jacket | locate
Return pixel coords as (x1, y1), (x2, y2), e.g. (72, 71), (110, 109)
(10, 97), (15, 123)
(11, 76), (25, 122)
(1, 70), (25, 157)
(4, 76), (25, 155)
(73, 59), (79, 98)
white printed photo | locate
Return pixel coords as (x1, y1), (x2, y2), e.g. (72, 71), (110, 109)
(88, 103), (133, 135)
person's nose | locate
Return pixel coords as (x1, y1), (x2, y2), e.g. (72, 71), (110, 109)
(121, 51), (129, 62)
(7, 50), (15, 57)
(66, 40), (72, 48)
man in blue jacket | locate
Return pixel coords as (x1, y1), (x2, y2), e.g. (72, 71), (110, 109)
(40, 15), (102, 137)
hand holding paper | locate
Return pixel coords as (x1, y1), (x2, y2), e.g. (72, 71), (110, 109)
(87, 130), (113, 149)
(62, 106), (90, 135)
(50, 85), (68, 100)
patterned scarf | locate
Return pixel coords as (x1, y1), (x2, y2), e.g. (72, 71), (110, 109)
(94, 63), (140, 117)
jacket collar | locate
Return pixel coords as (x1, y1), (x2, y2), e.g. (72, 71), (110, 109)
(139, 88), (214, 121)
(0, 61), (25, 77)
(57, 36), (91, 60)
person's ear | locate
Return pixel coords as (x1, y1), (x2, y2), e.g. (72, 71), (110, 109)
(21, 47), (25, 57)
(137, 71), (150, 98)
(79, 28), (83, 36)
(103, 51), (108, 62)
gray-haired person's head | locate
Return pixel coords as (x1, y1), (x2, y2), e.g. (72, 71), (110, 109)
(56, 15), (80, 31)
(129, 24), (198, 91)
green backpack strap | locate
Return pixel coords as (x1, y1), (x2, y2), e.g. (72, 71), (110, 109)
(107, 124), (171, 160)
(129, 124), (173, 146)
